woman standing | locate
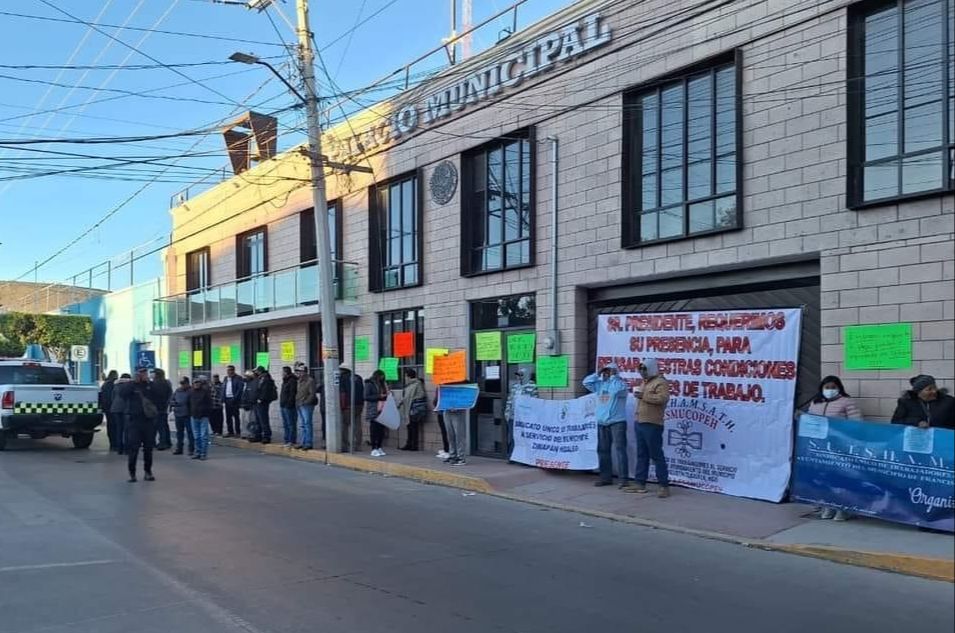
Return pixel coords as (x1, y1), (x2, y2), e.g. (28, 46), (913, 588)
(400, 368), (427, 451)
(805, 375), (863, 521)
(892, 374), (955, 430)
(364, 370), (389, 457)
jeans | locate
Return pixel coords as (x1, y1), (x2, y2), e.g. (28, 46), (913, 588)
(436, 412), (450, 453)
(634, 422), (669, 487)
(444, 409), (468, 461)
(240, 408), (255, 438)
(175, 415), (194, 453)
(298, 405), (314, 448)
(191, 417), (210, 458)
(224, 400), (241, 435)
(280, 407), (298, 445)
(254, 403), (272, 441)
(597, 421), (628, 484)
(126, 416), (155, 476)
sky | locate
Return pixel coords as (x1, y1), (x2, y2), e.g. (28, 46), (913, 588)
(0, 0), (574, 292)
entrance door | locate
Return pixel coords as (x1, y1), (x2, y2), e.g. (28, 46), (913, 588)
(469, 295), (536, 459)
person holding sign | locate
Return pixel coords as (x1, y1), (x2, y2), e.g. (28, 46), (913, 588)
(364, 370), (390, 457)
(892, 374), (955, 430)
(504, 369), (538, 460)
(583, 362), (632, 489)
(632, 358), (672, 498)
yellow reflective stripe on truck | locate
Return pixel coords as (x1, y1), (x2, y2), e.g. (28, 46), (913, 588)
(12, 402), (99, 414)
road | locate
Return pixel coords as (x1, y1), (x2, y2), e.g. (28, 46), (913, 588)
(1, 436), (952, 633)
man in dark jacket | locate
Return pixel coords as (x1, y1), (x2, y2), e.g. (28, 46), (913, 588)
(150, 368), (174, 450)
(109, 373), (131, 455)
(337, 364), (364, 452)
(99, 371), (118, 453)
(188, 376), (214, 460)
(252, 366), (276, 444)
(115, 367), (160, 482)
(223, 365), (244, 437)
(279, 366), (298, 447)
(892, 374), (955, 430)
(172, 377), (194, 455)
(210, 374), (225, 436)
(241, 370), (259, 440)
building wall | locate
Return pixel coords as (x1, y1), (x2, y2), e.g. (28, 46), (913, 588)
(161, 0), (953, 445)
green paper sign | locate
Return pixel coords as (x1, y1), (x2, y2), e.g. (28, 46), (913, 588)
(844, 323), (912, 370)
(230, 344), (240, 367)
(536, 355), (569, 388)
(255, 352), (270, 369)
(178, 351), (190, 369)
(212, 347), (221, 365)
(507, 333), (536, 364)
(355, 336), (370, 361)
(379, 356), (399, 381)
(475, 331), (502, 361)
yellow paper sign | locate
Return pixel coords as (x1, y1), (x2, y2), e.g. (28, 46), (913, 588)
(192, 350), (203, 367)
(219, 345), (232, 364)
(281, 341), (296, 362)
(425, 348), (449, 374)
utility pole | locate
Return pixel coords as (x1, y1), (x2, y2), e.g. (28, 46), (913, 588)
(295, 0), (342, 453)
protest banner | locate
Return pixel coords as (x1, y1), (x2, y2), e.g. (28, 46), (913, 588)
(475, 331), (502, 361)
(792, 415), (953, 532)
(281, 341), (296, 362)
(435, 384), (480, 411)
(511, 395), (598, 470)
(425, 348), (449, 374)
(393, 332), (415, 358)
(507, 333), (536, 364)
(212, 347), (221, 365)
(178, 351), (190, 369)
(378, 357), (399, 381)
(433, 351), (466, 384)
(536, 355), (568, 388)
(192, 350), (203, 367)
(355, 336), (370, 361)
(255, 352), (270, 369)
(596, 309), (801, 502)
(843, 323), (912, 370)
(220, 345), (233, 365)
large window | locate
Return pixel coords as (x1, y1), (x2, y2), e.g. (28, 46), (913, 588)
(378, 308), (424, 388)
(300, 201), (342, 264)
(236, 227), (267, 279)
(185, 247), (210, 292)
(623, 57), (740, 246)
(848, 0), (954, 207)
(242, 328), (268, 371)
(462, 131), (533, 275)
(369, 173), (420, 291)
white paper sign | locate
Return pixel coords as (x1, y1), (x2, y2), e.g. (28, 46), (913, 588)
(511, 394), (599, 470)
(597, 309), (802, 502)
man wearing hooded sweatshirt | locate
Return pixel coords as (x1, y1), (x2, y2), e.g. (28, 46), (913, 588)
(632, 358), (672, 497)
(583, 362), (632, 489)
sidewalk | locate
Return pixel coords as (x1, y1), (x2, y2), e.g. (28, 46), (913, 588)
(214, 437), (954, 581)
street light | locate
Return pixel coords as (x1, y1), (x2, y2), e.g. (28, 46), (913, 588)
(228, 52), (307, 105)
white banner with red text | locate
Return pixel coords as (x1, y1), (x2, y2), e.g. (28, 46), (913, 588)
(596, 309), (802, 502)
(511, 394), (599, 470)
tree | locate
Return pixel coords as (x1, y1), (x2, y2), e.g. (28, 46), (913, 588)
(0, 312), (92, 363)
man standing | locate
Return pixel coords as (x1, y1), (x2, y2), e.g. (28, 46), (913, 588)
(241, 370), (259, 440)
(504, 368), (538, 459)
(253, 366), (276, 445)
(583, 362), (632, 490)
(223, 365), (244, 437)
(632, 358), (671, 498)
(337, 364), (364, 452)
(294, 363), (317, 451)
(99, 371), (118, 452)
(150, 369), (174, 450)
(172, 377), (194, 456)
(279, 366), (298, 447)
(209, 374), (225, 436)
(188, 376), (213, 461)
(116, 367), (159, 482)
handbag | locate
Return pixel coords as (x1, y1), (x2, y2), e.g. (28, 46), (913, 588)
(409, 397), (428, 418)
(140, 392), (158, 419)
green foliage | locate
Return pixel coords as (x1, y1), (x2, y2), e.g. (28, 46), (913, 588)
(0, 314), (26, 357)
(0, 312), (92, 362)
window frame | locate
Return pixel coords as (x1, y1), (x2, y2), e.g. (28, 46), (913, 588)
(460, 128), (536, 277)
(846, 0), (955, 209)
(235, 226), (268, 280)
(377, 308), (425, 389)
(242, 328), (269, 372)
(368, 171), (423, 293)
(300, 200), (343, 265)
(621, 51), (743, 248)
(185, 247), (211, 292)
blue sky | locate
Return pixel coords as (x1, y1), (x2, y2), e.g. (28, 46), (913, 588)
(0, 0), (573, 289)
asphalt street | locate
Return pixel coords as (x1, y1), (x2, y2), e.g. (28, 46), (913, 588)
(1, 436), (952, 633)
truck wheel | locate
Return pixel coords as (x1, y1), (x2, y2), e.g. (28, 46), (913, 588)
(71, 433), (94, 449)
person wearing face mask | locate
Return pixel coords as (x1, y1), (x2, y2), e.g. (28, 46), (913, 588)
(892, 374), (955, 430)
(805, 375), (863, 521)
(583, 362), (632, 490)
(630, 358), (672, 498)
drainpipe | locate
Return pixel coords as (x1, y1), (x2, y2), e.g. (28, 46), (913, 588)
(543, 136), (561, 357)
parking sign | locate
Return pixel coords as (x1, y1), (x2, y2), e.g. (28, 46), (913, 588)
(70, 345), (89, 362)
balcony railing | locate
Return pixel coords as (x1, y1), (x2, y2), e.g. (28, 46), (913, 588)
(152, 260), (359, 331)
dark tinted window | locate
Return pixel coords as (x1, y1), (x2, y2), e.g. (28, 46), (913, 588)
(0, 365), (71, 385)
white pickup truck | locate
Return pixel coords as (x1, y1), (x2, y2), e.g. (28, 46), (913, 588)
(0, 359), (101, 450)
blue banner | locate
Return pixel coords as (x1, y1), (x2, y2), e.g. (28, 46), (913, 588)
(435, 384), (480, 411)
(792, 414), (954, 532)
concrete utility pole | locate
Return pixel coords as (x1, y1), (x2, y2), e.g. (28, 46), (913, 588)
(295, 0), (342, 453)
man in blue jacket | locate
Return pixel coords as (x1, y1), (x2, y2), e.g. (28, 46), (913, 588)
(583, 362), (633, 489)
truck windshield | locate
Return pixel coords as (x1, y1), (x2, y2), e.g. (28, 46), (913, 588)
(0, 365), (71, 385)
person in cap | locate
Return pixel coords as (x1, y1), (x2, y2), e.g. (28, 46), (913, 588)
(892, 374), (955, 429)
(115, 366), (160, 482)
(504, 368), (538, 459)
(252, 366), (277, 444)
(240, 370), (259, 439)
(293, 363), (317, 450)
(279, 366), (299, 448)
(188, 375), (213, 460)
(583, 362), (632, 489)
(631, 358), (672, 498)
(172, 376), (194, 456)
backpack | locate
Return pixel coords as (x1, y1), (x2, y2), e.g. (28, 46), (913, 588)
(139, 391), (159, 419)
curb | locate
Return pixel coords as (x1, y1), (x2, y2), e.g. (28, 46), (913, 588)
(215, 438), (953, 583)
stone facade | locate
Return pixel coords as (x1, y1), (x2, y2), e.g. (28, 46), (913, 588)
(159, 0), (954, 451)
